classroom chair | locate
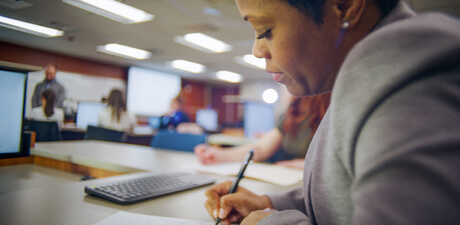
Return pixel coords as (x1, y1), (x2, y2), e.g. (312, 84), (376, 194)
(23, 119), (62, 142)
(84, 125), (127, 143)
(150, 129), (207, 152)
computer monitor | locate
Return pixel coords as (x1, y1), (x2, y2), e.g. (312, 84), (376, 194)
(243, 101), (275, 138)
(76, 102), (105, 130)
(196, 109), (219, 132)
(0, 68), (30, 159)
(148, 116), (161, 129)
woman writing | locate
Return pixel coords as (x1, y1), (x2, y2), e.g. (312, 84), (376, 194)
(204, 0), (460, 224)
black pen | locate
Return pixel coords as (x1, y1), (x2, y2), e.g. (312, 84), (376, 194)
(215, 149), (254, 225)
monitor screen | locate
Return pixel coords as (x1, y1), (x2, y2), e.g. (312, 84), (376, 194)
(196, 109), (219, 132)
(244, 102), (275, 138)
(76, 102), (105, 130)
(148, 116), (161, 129)
(0, 69), (29, 159)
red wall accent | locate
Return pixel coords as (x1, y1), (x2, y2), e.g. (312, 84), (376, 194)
(0, 41), (127, 79)
(211, 86), (241, 126)
(181, 80), (206, 121)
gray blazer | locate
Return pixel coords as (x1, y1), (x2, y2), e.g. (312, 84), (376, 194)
(262, 2), (460, 225)
(31, 79), (66, 108)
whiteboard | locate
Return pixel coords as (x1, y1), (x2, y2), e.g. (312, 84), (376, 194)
(25, 70), (126, 117)
(127, 67), (181, 116)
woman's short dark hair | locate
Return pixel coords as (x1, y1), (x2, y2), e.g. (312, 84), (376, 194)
(282, 0), (324, 24)
(282, 0), (400, 24)
(373, 0), (400, 17)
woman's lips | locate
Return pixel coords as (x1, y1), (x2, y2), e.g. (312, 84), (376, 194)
(272, 72), (284, 83)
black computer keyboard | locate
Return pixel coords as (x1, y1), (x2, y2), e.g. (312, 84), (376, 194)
(84, 172), (215, 204)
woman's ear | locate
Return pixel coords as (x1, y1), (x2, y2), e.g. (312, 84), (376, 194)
(332, 0), (367, 29)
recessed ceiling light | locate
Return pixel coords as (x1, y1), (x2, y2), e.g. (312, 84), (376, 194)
(97, 43), (151, 60)
(170, 60), (206, 73)
(0, 15), (64, 37)
(174, 33), (232, 53)
(262, 88), (278, 104)
(62, 0), (154, 24)
(215, 71), (243, 83)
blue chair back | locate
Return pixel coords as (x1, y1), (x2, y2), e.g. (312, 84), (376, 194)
(150, 130), (207, 152)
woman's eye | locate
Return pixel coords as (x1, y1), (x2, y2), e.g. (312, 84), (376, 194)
(257, 29), (272, 39)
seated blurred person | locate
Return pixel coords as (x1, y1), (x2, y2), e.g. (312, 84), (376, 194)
(160, 95), (190, 129)
(30, 89), (65, 126)
(98, 89), (137, 132)
(194, 93), (331, 168)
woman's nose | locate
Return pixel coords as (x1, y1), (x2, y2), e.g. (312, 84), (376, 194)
(252, 39), (270, 60)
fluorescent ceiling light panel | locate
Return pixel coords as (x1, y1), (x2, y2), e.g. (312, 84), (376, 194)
(62, 0), (154, 24)
(203, 7), (221, 16)
(216, 71), (243, 83)
(171, 60), (206, 73)
(0, 15), (64, 37)
(174, 33), (232, 53)
(243, 54), (266, 69)
(97, 43), (151, 60)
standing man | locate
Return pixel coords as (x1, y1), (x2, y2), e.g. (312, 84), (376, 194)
(31, 63), (66, 108)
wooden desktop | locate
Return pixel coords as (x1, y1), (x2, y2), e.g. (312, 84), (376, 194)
(0, 140), (302, 225)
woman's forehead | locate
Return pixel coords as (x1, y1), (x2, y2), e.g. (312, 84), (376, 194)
(238, 0), (298, 24)
(237, 0), (287, 15)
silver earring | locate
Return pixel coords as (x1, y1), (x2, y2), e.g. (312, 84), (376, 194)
(342, 21), (350, 29)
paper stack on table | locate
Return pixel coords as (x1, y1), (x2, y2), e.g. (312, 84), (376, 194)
(95, 211), (214, 225)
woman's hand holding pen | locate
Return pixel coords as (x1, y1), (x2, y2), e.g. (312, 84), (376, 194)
(204, 181), (273, 225)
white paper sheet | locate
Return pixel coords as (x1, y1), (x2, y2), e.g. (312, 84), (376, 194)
(95, 211), (214, 225)
(195, 162), (303, 186)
